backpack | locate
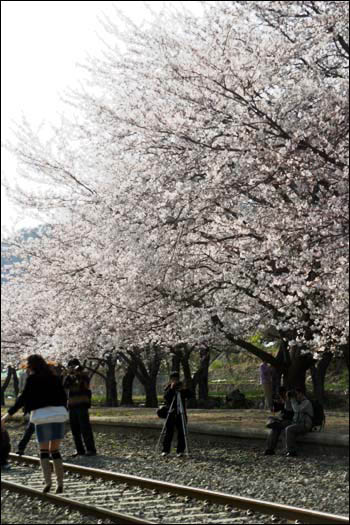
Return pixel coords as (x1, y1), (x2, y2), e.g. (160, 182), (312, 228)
(310, 400), (325, 431)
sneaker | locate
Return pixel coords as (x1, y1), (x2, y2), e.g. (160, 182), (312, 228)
(286, 451), (297, 457)
(70, 452), (85, 457)
(16, 450), (25, 456)
(161, 452), (169, 457)
(263, 449), (275, 455)
(85, 451), (97, 456)
(176, 453), (184, 457)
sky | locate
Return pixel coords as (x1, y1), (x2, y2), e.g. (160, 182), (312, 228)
(1, 1), (199, 236)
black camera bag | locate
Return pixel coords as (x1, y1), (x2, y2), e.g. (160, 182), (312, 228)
(156, 405), (169, 419)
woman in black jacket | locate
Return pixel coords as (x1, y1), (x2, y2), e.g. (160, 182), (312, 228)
(1, 355), (67, 493)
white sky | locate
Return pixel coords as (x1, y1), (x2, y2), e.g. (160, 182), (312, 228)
(1, 1), (199, 235)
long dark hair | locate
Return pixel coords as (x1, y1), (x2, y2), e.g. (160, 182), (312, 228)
(27, 354), (54, 377)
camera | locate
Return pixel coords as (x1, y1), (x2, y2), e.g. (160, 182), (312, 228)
(287, 390), (296, 399)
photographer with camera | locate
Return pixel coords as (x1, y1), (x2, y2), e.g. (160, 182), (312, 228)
(161, 371), (193, 457)
(63, 358), (96, 457)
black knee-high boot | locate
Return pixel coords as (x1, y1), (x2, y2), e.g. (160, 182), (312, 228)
(51, 450), (64, 493)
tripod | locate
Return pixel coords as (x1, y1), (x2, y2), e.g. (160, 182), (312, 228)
(156, 390), (190, 456)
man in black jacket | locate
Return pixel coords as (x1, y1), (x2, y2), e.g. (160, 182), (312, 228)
(161, 371), (193, 457)
(63, 359), (96, 457)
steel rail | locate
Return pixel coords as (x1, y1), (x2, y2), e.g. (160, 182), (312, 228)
(1, 480), (154, 524)
(8, 454), (350, 525)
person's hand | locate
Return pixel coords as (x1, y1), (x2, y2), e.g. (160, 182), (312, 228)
(1, 414), (9, 428)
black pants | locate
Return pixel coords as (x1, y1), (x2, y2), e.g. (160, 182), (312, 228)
(162, 414), (187, 454)
(17, 421), (35, 452)
(69, 406), (96, 454)
(1, 430), (11, 465)
(266, 419), (291, 450)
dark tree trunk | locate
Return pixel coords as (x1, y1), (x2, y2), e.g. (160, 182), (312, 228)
(144, 381), (159, 407)
(222, 329), (315, 394)
(121, 365), (135, 406)
(341, 342), (349, 370)
(272, 340), (289, 395)
(310, 351), (333, 402)
(179, 346), (197, 407)
(181, 349), (194, 391)
(194, 347), (210, 401)
(121, 344), (162, 408)
(283, 350), (314, 392)
(1, 366), (12, 406)
(12, 368), (19, 398)
(105, 357), (118, 407)
(171, 352), (181, 375)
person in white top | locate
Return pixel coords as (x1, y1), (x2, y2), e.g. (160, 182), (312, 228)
(284, 388), (314, 457)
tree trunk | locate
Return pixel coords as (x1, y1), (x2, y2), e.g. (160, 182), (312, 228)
(181, 350), (194, 392)
(121, 365), (135, 406)
(1, 366), (12, 406)
(341, 342), (349, 370)
(105, 358), (118, 407)
(283, 350), (314, 392)
(12, 367), (19, 397)
(121, 345), (162, 408)
(144, 381), (159, 407)
(195, 347), (210, 401)
(271, 340), (289, 395)
(171, 352), (181, 375)
(180, 347), (197, 407)
(223, 328), (315, 394)
(310, 351), (332, 402)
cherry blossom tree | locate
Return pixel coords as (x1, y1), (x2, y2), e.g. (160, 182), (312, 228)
(2, 1), (348, 399)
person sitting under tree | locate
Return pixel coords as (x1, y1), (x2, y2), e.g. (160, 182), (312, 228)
(264, 387), (313, 457)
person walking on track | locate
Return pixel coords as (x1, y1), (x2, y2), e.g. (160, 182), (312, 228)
(1, 354), (68, 493)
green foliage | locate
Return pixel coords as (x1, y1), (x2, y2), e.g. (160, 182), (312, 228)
(248, 333), (264, 348)
(210, 360), (224, 370)
(325, 367), (349, 392)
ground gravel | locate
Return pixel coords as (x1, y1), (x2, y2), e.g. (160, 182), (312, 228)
(1, 424), (348, 524)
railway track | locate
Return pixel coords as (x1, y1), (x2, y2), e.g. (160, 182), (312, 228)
(1, 453), (349, 525)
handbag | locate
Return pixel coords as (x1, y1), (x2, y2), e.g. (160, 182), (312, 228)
(156, 405), (169, 419)
(266, 416), (283, 430)
(30, 405), (69, 425)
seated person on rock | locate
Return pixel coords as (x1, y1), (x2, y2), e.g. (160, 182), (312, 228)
(264, 387), (312, 457)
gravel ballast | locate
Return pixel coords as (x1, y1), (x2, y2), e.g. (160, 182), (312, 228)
(1, 424), (349, 524)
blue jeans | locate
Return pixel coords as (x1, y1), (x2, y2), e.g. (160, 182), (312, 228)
(69, 406), (96, 454)
(285, 423), (309, 453)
